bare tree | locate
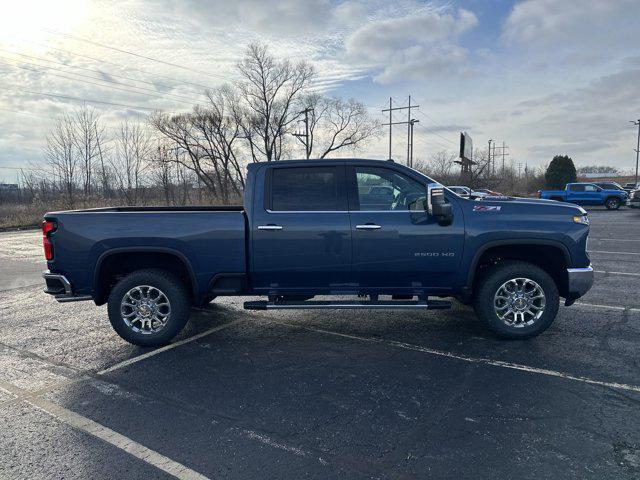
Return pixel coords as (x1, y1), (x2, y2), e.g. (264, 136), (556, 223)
(72, 105), (105, 203)
(44, 113), (78, 209)
(301, 95), (379, 159)
(151, 87), (244, 202)
(150, 143), (195, 206)
(414, 151), (458, 185)
(110, 119), (152, 205)
(237, 43), (315, 162)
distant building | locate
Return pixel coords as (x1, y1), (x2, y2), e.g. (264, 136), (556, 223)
(0, 183), (19, 190)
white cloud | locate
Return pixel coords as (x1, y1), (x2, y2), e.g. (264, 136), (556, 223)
(503, 0), (636, 49)
(344, 6), (478, 83)
(155, 0), (333, 36)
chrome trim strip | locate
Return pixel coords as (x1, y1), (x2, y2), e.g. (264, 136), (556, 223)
(355, 224), (382, 230)
(265, 210), (422, 214)
(265, 303), (431, 310)
(56, 295), (93, 303)
(257, 225), (283, 230)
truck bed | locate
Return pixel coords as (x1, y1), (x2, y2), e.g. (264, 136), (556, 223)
(44, 207), (247, 301)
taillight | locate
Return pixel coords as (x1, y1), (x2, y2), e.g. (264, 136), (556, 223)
(42, 220), (56, 261)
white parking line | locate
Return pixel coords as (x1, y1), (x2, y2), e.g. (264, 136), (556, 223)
(594, 270), (640, 277)
(98, 319), (242, 375)
(589, 250), (640, 256)
(589, 238), (640, 242)
(0, 379), (209, 480)
(575, 302), (640, 313)
(272, 322), (640, 394)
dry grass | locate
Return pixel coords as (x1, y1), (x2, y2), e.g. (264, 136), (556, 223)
(0, 203), (50, 230)
(0, 195), (243, 231)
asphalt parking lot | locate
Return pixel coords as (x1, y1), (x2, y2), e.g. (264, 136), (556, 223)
(1, 208), (640, 479)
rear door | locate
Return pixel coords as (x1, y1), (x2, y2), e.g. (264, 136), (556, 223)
(347, 165), (464, 293)
(251, 164), (351, 293)
(567, 184), (586, 204)
(582, 184), (603, 205)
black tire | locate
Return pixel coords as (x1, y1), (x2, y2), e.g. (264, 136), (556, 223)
(605, 197), (621, 210)
(107, 269), (191, 347)
(472, 260), (559, 339)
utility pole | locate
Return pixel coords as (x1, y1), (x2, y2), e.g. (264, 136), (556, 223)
(632, 119), (640, 186)
(492, 143), (496, 174)
(293, 108), (314, 159)
(502, 142), (509, 172)
(382, 96), (419, 164)
(408, 119), (419, 167)
(488, 139), (493, 176)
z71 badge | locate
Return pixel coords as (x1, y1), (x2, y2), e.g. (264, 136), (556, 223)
(473, 205), (501, 212)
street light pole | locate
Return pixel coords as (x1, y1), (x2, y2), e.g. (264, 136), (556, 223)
(632, 120), (640, 186)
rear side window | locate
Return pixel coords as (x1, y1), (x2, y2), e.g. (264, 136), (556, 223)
(270, 167), (344, 211)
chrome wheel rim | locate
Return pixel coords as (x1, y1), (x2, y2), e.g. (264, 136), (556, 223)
(120, 285), (171, 334)
(494, 277), (545, 328)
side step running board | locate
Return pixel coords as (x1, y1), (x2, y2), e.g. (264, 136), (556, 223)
(244, 299), (451, 310)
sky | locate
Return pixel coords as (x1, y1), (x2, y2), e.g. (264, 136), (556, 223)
(0, 0), (639, 182)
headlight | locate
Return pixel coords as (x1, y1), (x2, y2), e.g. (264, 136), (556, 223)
(573, 214), (589, 225)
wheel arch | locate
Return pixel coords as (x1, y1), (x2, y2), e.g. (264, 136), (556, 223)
(466, 240), (571, 298)
(93, 247), (198, 305)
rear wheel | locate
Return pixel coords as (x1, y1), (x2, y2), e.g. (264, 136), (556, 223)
(107, 269), (191, 347)
(473, 260), (559, 339)
(605, 197), (621, 210)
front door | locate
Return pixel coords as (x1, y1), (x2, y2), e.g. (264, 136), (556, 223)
(348, 165), (464, 294)
(251, 165), (351, 294)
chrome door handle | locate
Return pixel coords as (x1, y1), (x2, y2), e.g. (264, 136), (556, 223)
(356, 224), (381, 230)
(258, 225), (283, 230)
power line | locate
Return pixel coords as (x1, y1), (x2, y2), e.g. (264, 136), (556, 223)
(413, 116), (457, 145)
(20, 39), (222, 93)
(0, 107), (152, 133)
(0, 165), (47, 171)
(44, 29), (233, 81)
(3, 87), (158, 111)
(0, 58), (201, 107)
(0, 48), (210, 99)
(413, 123), (456, 150)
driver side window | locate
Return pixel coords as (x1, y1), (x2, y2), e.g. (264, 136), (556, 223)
(355, 167), (425, 211)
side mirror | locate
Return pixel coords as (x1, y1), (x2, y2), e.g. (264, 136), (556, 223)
(427, 183), (453, 226)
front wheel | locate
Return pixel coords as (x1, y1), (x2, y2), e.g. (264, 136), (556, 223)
(473, 260), (559, 339)
(107, 269), (191, 347)
(605, 197), (621, 210)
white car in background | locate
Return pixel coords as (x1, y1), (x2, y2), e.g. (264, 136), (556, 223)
(447, 186), (472, 198)
(447, 186), (502, 199)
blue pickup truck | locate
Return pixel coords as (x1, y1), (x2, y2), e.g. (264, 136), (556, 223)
(538, 183), (628, 210)
(42, 159), (594, 346)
